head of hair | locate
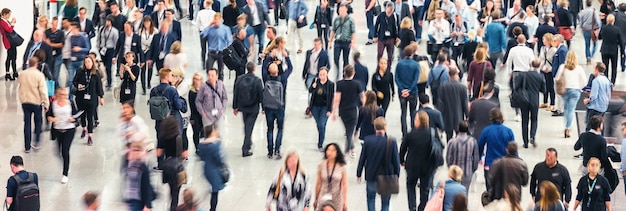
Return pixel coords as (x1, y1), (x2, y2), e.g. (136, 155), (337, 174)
(400, 17), (413, 29)
(538, 181), (560, 210)
(203, 123), (218, 137)
(587, 0), (593, 7)
(324, 143), (347, 165)
(10, 156), (24, 166)
(83, 191), (99, 207)
(608, 14), (616, 24)
(159, 115), (180, 140)
(557, 0), (569, 7)
(474, 47), (487, 63)
(122, 100), (136, 113)
(321, 203), (337, 211)
(419, 93), (430, 104)
(483, 67), (496, 83)
(267, 26), (277, 35)
(364, 91), (379, 121)
(28, 57), (39, 68)
(588, 157), (601, 167)
(66, 0), (78, 6)
(449, 67), (459, 77)
(170, 41), (182, 54)
(564, 51), (578, 70)
(159, 68), (172, 80)
(595, 62), (606, 73)
(507, 142), (518, 156)
(33, 50), (47, 63)
(458, 121), (469, 133)
(237, 14), (248, 22)
(531, 59), (541, 68)
(264, 36), (284, 54)
(353, 51), (361, 62)
(228, 0), (236, 7)
(417, 111), (430, 128)
(542, 33), (554, 46)
(448, 165), (464, 181)
(619, 3), (626, 12)
(504, 184), (523, 211)
(404, 44), (417, 58)
(373, 117), (387, 130)
(181, 189), (197, 210)
(542, 15), (551, 23)
(246, 61), (256, 73)
(451, 194), (469, 211)
(526, 5), (535, 12)
(491, 10), (501, 19)
(512, 27), (523, 37)
(437, 52), (447, 62)
(546, 147), (558, 157)
(589, 115), (603, 130)
(1, 8), (11, 16)
(283, 151), (303, 174)
(106, 15), (115, 23)
(554, 34), (564, 43)
(489, 108), (504, 123)
(343, 65), (355, 78)
(165, 8), (176, 15)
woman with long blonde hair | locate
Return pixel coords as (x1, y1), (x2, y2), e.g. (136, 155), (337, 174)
(554, 51), (587, 138)
(262, 36), (292, 78)
(467, 47), (493, 100)
(539, 33), (557, 111)
(36, 15), (49, 31)
(189, 73), (204, 154)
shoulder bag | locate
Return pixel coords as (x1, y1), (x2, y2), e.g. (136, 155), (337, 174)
(424, 181), (445, 211)
(1, 20), (24, 46)
(296, 2), (309, 28)
(555, 67), (567, 95)
(376, 137), (399, 195)
(509, 73), (530, 108)
(591, 9), (599, 41)
(273, 169), (285, 199)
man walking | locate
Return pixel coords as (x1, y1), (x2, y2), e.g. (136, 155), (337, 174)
(584, 62), (611, 131)
(197, 0), (216, 63)
(98, 16), (120, 90)
(551, 34), (568, 116)
(436, 67), (468, 141)
(196, 68), (228, 127)
(484, 11), (507, 67)
(395, 44), (420, 136)
(44, 17), (65, 85)
(263, 63), (291, 159)
(374, 2), (400, 66)
(201, 13), (232, 80)
(333, 65), (365, 156)
(488, 142), (529, 201)
(329, 5), (356, 79)
(478, 108), (515, 190)
(5, 156), (40, 210)
(18, 58), (49, 152)
(286, 0), (308, 54)
(233, 62), (263, 157)
(468, 81), (499, 139)
(529, 148), (572, 207)
(446, 121), (480, 190)
(243, 0), (271, 62)
(302, 38), (330, 89)
(513, 60), (545, 148)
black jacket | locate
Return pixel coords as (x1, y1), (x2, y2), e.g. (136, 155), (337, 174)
(232, 38), (249, 63)
(243, 1), (271, 28)
(513, 71), (546, 108)
(302, 49), (330, 79)
(530, 161), (573, 202)
(599, 24), (625, 55)
(72, 17), (96, 39)
(73, 69), (105, 105)
(116, 33), (144, 63)
(556, 7), (573, 27)
(313, 6), (333, 28)
(308, 79), (335, 112)
(111, 13), (128, 32)
(614, 10), (626, 42)
(400, 128), (435, 178)
(232, 73), (263, 113)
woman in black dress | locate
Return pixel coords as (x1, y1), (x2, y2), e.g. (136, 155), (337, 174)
(371, 58), (394, 113)
(73, 57), (104, 146)
(119, 52), (140, 103)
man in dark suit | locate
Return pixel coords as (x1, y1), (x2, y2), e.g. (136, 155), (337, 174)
(615, 3), (626, 72)
(150, 0), (167, 28)
(551, 34), (568, 116)
(356, 117), (400, 211)
(243, 0), (271, 61)
(74, 7), (96, 40)
(141, 0), (157, 15)
(153, 22), (178, 71)
(116, 22), (143, 72)
(109, 3), (128, 31)
(395, 0), (412, 20)
(468, 84), (499, 139)
(302, 38), (330, 89)
(418, 94), (445, 133)
(164, 9), (182, 41)
(534, 15), (557, 51)
(22, 30), (53, 70)
(514, 60), (545, 148)
(353, 52), (369, 91)
(437, 67), (468, 141)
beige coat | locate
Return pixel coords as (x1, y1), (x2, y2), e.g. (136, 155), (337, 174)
(18, 67), (49, 107)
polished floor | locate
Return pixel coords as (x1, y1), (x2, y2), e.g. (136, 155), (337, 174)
(0, 1), (625, 210)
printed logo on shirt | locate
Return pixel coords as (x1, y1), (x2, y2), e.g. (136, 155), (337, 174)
(552, 173), (560, 177)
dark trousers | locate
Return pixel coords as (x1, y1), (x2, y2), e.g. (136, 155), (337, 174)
(5, 47), (17, 74)
(585, 109), (605, 132)
(210, 191), (219, 211)
(484, 168), (491, 191)
(366, 10), (375, 40)
(242, 112), (259, 154)
(407, 174), (433, 211)
(317, 26), (330, 50)
(79, 102), (97, 133)
(333, 41), (351, 79)
(191, 118), (203, 153)
(200, 35), (208, 63)
(103, 49), (115, 87)
(451, 44), (464, 61)
(543, 72), (555, 105)
(417, 83), (427, 95)
(56, 128), (75, 176)
(167, 180), (181, 211)
(156, 59), (165, 72)
(413, 6), (424, 40)
(340, 108), (358, 153)
(140, 62), (154, 92)
(400, 93), (418, 136)
(377, 38), (395, 67)
(173, 0), (183, 18)
(377, 93), (391, 114)
(206, 51), (225, 80)
(265, 108), (285, 154)
(273, 0), (283, 23)
(519, 104), (538, 146)
(22, 104), (43, 150)
(188, 0), (194, 19)
(602, 53), (618, 84)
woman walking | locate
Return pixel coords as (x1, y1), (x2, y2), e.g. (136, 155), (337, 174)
(119, 52), (140, 103)
(172, 68), (191, 153)
(74, 57), (104, 146)
(356, 91), (385, 141)
(139, 16), (158, 94)
(266, 151), (312, 210)
(371, 58), (395, 113)
(467, 48), (492, 100)
(164, 41), (189, 70)
(554, 51), (587, 138)
(313, 0), (332, 50)
(314, 143), (347, 211)
(1, 8), (18, 80)
(573, 157), (612, 211)
(47, 87), (79, 183)
(484, 184), (524, 211)
(198, 124), (228, 211)
(189, 73), (203, 154)
(309, 67), (335, 151)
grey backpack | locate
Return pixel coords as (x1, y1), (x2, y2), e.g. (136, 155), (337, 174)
(262, 80), (284, 110)
(148, 87), (171, 120)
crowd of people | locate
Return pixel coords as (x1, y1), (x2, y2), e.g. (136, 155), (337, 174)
(3, 0), (626, 210)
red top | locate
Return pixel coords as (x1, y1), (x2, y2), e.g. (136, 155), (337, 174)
(0, 19), (14, 49)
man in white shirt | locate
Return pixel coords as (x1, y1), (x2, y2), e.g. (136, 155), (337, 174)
(427, 9), (450, 58)
(197, 0), (216, 63)
(505, 35), (534, 73)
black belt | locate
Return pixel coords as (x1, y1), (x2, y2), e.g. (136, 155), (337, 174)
(335, 40), (351, 43)
(208, 50), (222, 54)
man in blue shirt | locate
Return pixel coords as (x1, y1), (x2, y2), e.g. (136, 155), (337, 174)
(201, 13), (233, 80)
(584, 62), (611, 131)
(478, 108), (515, 191)
(394, 44), (420, 136)
(484, 10), (507, 67)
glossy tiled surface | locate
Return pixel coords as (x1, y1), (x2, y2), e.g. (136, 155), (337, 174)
(0, 0), (625, 210)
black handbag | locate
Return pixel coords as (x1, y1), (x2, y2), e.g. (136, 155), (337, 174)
(221, 163), (230, 183)
(509, 73), (530, 108)
(6, 30), (24, 47)
(376, 137), (399, 195)
(296, 2), (308, 28)
(279, 5), (286, 19)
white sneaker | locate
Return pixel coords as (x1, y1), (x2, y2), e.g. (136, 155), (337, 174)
(514, 115), (521, 122)
(61, 176), (68, 184)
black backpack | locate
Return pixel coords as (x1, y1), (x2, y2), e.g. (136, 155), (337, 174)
(429, 68), (446, 93)
(223, 44), (245, 70)
(263, 79), (285, 110)
(11, 173), (40, 211)
(235, 75), (260, 107)
(148, 87), (171, 120)
(429, 128), (444, 169)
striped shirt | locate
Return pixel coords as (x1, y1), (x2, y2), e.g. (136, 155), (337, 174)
(446, 133), (480, 178)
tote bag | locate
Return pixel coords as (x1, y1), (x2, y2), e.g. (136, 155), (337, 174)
(424, 182), (445, 211)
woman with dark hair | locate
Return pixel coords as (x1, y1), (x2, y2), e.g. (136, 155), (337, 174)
(484, 184), (524, 211)
(314, 0), (332, 50)
(198, 123), (227, 211)
(371, 58), (395, 113)
(139, 16), (158, 94)
(479, 0), (497, 26)
(309, 67), (335, 151)
(482, 67), (500, 105)
(314, 143), (348, 211)
(157, 115), (188, 211)
(356, 91), (385, 141)
(73, 57), (104, 146)
(1, 8), (18, 80)
(33, 50), (53, 81)
(47, 87), (79, 184)
(119, 52), (140, 103)
(451, 194), (468, 211)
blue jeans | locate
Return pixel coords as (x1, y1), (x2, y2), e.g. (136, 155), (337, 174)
(583, 30), (598, 59)
(68, 60), (83, 97)
(22, 104), (42, 151)
(265, 108), (285, 154)
(414, 6), (424, 41)
(253, 24), (266, 57)
(563, 88), (581, 129)
(366, 10), (375, 40)
(311, 106), (329, 148)
(366, 180), (391, 211)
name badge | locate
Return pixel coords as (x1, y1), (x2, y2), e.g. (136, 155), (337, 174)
(336, 34), (341, 40)
(71, 57), (78, 61)
(84, 94), (91, 100)
(159, 52), (166, 59)
(132, 43), (137, 46)
(289, 199), (298, 209)
(52, 51), (57, 56)
(385, 31), (391, 36)
(595, 185), (601, 190)
(454, 42), (459, 46)
(100, 47), (107, 56)
(125, 89), (131, 94)
(211, 109), (218, 116)
(320, 24), (327, 28)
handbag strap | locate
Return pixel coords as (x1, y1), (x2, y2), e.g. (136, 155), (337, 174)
(591, 9), (596, 30)
(379, 137), (391, 174)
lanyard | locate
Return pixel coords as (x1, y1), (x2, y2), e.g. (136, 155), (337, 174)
(586, 176), (598, 207)
(326, 161), (337, 190)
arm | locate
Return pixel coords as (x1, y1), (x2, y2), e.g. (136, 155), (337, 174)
(445, 140), (455, 166)
(333, 92), (341, 115)
(563, 168), (573, 202)
(314, 167), (322, 207)
(195, 86), (207, 117)
(342, 170), (348, 210)
(39, 77), (49, 108)
(530, 167), (537, 197)
(390, 72), (396, 97)
(392, 140), (401, 175)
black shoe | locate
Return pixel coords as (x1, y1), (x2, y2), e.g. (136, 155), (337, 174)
(273, 23), (278, 26)
(267, 153), (273, 159)
(574, 154), (583, 159)
(530, 138), (537, 148)
(243, 152), (253, 157)
(142, 91), (146, 95)
(4, 74), (13, 81)
(274, 152), (282, 160)
(257, 57), (262, 65)
(365, 40), (374, 45)
(94, 121), (100, 128)
(523, 144), (529, 148)
(12, 71), (18, 79)
(551, 111), (564, 116)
